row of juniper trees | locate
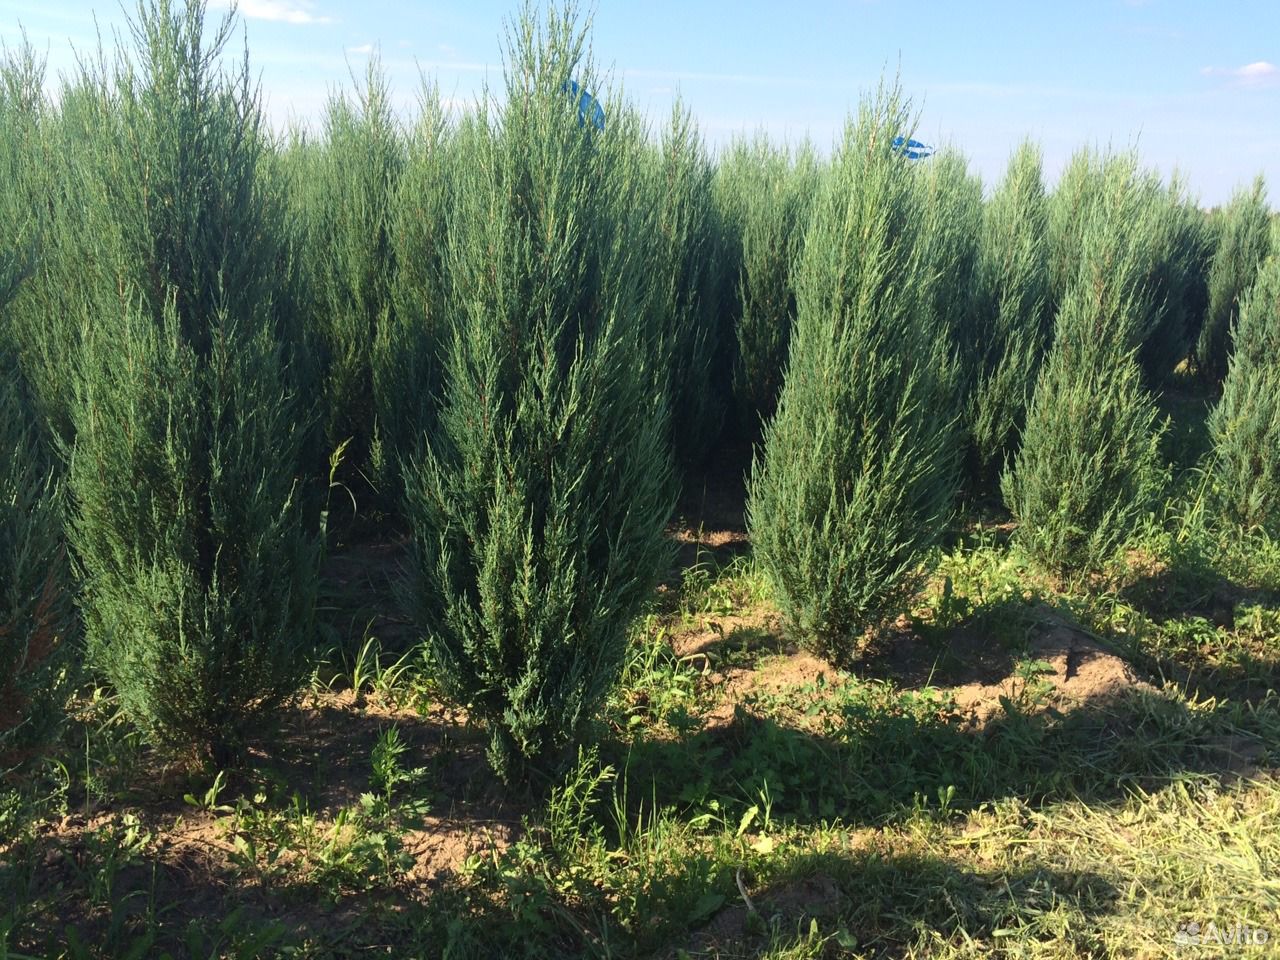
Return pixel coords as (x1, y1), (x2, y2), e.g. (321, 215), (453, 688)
(1, 0), (1277, 786)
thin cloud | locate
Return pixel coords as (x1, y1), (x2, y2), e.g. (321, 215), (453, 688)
(347, 42), (374, 55)
(233, 0), (335, 25)
(622, 67), (806, 87)
(1200, 61), (1278, 87)
(1122, 23), (1184, 41)
(412, 60), (492, 73)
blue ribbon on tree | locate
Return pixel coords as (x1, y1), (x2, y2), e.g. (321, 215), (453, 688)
(562, 79), (605, 131)
(892, 136), (934, 160)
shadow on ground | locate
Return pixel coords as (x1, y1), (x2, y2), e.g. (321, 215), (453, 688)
(606, 681), (1276, 831)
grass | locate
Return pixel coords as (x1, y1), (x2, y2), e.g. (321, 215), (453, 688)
(679, 552), (773, 623)
(3, 474), (1279, 957)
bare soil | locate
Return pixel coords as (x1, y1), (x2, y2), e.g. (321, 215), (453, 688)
(667, 595), (1155, 735)
(948, 624), (1155, 725)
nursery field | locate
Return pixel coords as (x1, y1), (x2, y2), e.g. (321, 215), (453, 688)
(3, 473), (1279, 958)
(2, 1), (1279, 958)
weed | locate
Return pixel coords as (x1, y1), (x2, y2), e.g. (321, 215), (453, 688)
(680, 550), (769, 622)
(610, 618), (706, 735)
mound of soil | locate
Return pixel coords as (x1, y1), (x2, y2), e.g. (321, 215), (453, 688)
(669, 600), (1158, 733)
(948, 618), (1157, 726)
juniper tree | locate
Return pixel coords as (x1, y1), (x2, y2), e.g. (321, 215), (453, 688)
(0, 50), (76, 768)
(1047, 148), (1105, 318)
(298, 56), (404, 508)
(641, 101), (726, 467)
(400, 6), (674, 785)
(0, 246), (75, 770)
(0, 41), (83, 444)
(746, 84), (960, 665)
(965, 141), (1052, 495)
(0, 44), (44, 271)
(716, 136), (821, 442)
(1197, 176), (1271, 383)
(1208, 253), (1280, 535)
(1049, 149), (1206, 387)
(375, 83), (455, 498)
(1004, 153), (1166, 576)
(915, 148), (983, 352)
(914, 148), (982, 482)
(1136, 175), (1213, 384)
(62, 0), (319, 765)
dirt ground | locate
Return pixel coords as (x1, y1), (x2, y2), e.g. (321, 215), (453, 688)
(11, 469), (1270, 957)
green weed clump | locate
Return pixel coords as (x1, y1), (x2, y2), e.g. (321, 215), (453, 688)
(1004, 152), (1166, 576)
(964, 141), (1052, 496)
(1208, 252), (1280, 535)
(63, 0), (319, 766)
(747, 83), (959, 665)
(401, 6), (674, 785)
(1197, 176), (1272, 383)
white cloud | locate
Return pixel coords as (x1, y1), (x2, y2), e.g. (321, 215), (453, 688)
(347, 42), (374, 55)
(1237, 61), (1278, 79)
(1201, 61), (1278, 87)
(232, 0), (335, 25)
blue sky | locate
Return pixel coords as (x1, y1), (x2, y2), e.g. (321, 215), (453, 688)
(3, 0), (1277, 206)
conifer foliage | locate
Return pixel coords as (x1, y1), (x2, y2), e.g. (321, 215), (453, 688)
(1, 249), (74, 769)
(4, 0), (1276, 805)
(1209, 252), (1280, 535)
(1197, 177), (1272, 383)
(376, 85), (455, 496)
(1137, 177), (1213, 384)
(63, 0), (319, 765)
(0, 43), (84, 445)
(1003, 154), (1166, 576)
(400, 7), (674, 785)
(915, 148), (983, 350)
(965, 141), (1051, 494)
(1046, 149), (1104, 320)
(746, 85), (960, 665)
(298, 58), (404, 503)
(642, 102), (726, 466)
(716, 137), (821, 441)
